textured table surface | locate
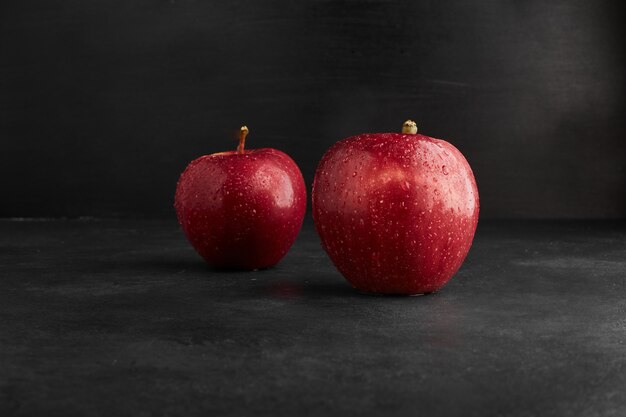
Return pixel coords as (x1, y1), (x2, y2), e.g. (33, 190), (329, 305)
(1, 218), (625, 416)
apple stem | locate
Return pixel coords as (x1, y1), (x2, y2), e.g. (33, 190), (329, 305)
(237, 126), (249, 154)
(402, 120), (418, 134)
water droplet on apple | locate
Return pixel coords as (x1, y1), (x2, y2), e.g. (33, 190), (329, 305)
(442, 165), (449, 175)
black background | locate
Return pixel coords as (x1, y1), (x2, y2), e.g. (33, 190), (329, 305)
(1, 0), (624, 219)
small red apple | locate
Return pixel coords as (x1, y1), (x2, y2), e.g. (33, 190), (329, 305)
(312, 121), (479, 294)
(175, 126), (306, 269)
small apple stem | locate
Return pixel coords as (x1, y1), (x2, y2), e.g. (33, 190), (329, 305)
(237, 126), (249, 154)
(402, 120), (418, 134)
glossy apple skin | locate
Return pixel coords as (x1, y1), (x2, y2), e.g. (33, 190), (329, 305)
(312, 133), (479, 294)
(175, 148), (306, 270)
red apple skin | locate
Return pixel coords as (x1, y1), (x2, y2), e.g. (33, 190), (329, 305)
(175, 148), (306, 270)
(312, 132), (479, 294)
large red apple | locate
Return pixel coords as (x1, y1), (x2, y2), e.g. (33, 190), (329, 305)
(312, 121), (479, 294)
(175, 126), (306, 269)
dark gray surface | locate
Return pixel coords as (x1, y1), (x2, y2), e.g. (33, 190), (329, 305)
(1, 0), (625, 219)
(1, 219), (625, 416)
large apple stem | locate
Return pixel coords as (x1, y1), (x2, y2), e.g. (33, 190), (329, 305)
(237, 126), (249, 154)
(402, 120), (418, 134)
